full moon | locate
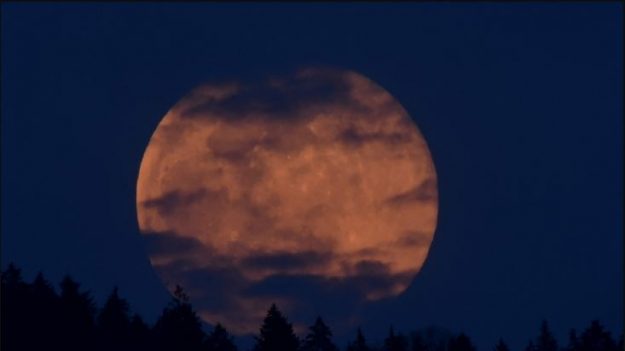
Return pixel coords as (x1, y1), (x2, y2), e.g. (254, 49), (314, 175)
(136, 68), (438, 333)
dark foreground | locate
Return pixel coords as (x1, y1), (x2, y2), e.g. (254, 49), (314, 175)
(1, 263), (622, 351)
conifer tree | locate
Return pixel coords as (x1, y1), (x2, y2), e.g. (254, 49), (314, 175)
(129, 313), (151, 350)
(415, 327), (454, 351)
(566, 329), (580, 351)
(31, 271), (57, 301)
(385, 326), (408, 351)
(579, 320), (617, 351)
(97, 286), (131, 350)
(153, 285), (206, 351)
(58, 275), (97, 351)
(495, 339), (510, 351)
(1, 264), (30, 351)
(253, 303), (300, 351)
(204, 323), (238, 351)
(30, 272), (61, 349)
(348, 328), (370, 351)
(411, 332), (427, 351)
(448, 333), (476, 351)
(536, 320), (558, 351)
(301, 316), (338, 351)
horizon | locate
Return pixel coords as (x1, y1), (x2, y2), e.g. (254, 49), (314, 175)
(2, 262), (621, 351)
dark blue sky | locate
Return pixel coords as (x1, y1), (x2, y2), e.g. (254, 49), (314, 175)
(1, 3), (622, 350)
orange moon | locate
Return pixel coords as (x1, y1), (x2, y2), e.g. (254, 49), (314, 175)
(136, 68), (438, 333)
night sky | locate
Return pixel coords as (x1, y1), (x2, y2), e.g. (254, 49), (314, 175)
(1, 3), (622, 350)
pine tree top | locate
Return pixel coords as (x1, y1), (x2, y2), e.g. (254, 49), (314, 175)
(254, 304), (299, 351)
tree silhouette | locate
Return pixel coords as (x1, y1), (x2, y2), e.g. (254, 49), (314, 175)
(494, 339), (510, 351)
(300, 316), (338, 351)
(1, 263), (31, 351)
(579, 320), (617, 351)
(97, 286), (131, 350)
(152, 284), (206, 351)
(410, 332), (427, 351)
(31, 271), (58, 303)
(2, 262), (625, 351)
(536, 320), (558, 351)
(411, 326), (454, 351)
(448, 333), (476, 351)
(204, 323), (238, 351)
(566, 329), (581, 351)
(384, 326), (408, 351)
(58, 275), (97, 351)
(129, 313), (151, 350)
(30, 272), (61, 350)
(254, 303), (300, 351)
(347, 328), (370, 351)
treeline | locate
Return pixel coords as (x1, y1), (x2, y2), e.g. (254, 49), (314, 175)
(1, 263), (622, 351)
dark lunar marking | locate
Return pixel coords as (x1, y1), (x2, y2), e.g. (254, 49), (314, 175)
(141, 188), (230, 217)
(241, 250), (333, 271)
(353, 260), (391, 276)
(385, 178), (438, 205)
(395, 231), (432, 248)
(143, 231), (208, 256)
(177, 68), (366, 121)
(244, 269), (414, 303)
(339, 126), (413, 147)
(141, 189), (208, 216)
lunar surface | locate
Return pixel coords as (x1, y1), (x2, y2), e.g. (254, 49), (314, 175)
(136, 67), (438, 333)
